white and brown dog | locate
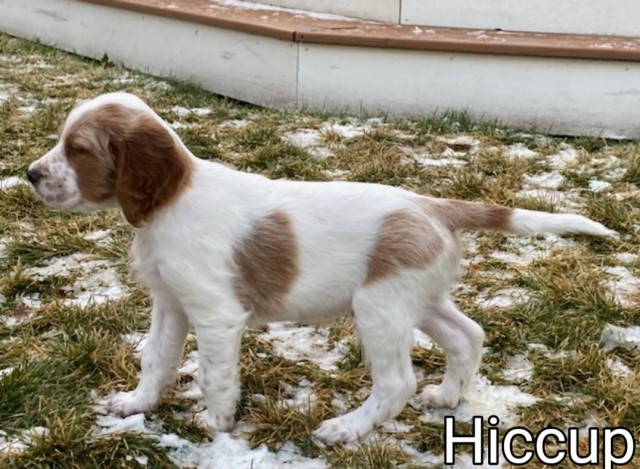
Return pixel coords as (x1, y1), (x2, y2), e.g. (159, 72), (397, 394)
(27, 92), (615, 444)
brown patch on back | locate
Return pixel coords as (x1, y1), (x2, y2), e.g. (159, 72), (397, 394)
(233, 211), (300, 316)
(365, 210), (444, 285)
(64, 103), (193, 226)
(423, 198), (512, 233)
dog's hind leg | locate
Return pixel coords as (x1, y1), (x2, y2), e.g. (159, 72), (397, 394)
(416, 296), (485, 409)
(314, 278), (417, 444)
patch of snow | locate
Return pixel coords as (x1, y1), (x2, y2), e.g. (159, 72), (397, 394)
(502, 354), (534, 382)
(524, 171), (565, 189)
(515, 188), (567, 204)
(601, 324), (640, 352)
(603, 266), (639, 307)
(0, 367), (15, 378)
(171, 105), (211, 117)
(1, 310), (40, 327)
(588, 180), (612, 192)
(83, 229), (111, 243)
(505, 143), (538, 159)
(25, 253), (94, 278)
(282, 379), (316, 413)
(126, 454), (149, 465)
(477, 288), (530, 309)
(415, 156), (467, 167)
(63, 265), (126, 308)
(157, 431), (328, 469)
(547, 145), (579, 170)
(420, 375), (537, 428)
(0, 427), (47, 455)
(615, 252), (638, 265)
(308, 147), (333, 158)
(169, 121), (198, 130)
(0, 176), (26, 190)
(282, 129), (322, 148)
(261, 323), (348, 372)
(25, 253), (127, 308)
(321, 121), (371, 139)
(96, 413), (155, 436)
(21, 293), (43, 309)
(605, 358), (631, 379)
(527, 343), (575, 360)
(220, 119), (250, 129)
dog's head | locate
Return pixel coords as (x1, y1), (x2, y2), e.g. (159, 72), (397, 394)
(27, 92), (192, 226)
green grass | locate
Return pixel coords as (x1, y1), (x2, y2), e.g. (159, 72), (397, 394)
(1, 31), (640, 468)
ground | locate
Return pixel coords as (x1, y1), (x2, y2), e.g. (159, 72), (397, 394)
(0, 33), (639, 468)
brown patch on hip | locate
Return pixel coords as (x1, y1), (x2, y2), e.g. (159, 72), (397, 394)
(233, 211), (300, 316)
(365, 210), (445, 285)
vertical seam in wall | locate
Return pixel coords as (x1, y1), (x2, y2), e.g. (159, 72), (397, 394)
(398, 0), (403, 24)
(295, 41), (300, 110)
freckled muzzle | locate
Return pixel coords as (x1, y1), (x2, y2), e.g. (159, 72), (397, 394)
(27, 147), (82, 209)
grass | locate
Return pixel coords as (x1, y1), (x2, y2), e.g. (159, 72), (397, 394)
(1, 31), (640, 467)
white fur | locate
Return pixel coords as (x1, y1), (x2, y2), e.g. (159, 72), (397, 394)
(27, 93), (615, 444)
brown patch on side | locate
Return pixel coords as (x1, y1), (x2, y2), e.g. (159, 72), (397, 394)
(365, 210), (444, 285)
(423, 198), (512, 233)
(233, 211), (300, 316)
(64, 103), (193, 226)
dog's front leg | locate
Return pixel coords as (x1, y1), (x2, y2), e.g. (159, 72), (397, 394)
(108, 292), (189, 416)
(192, 304), (249, 433)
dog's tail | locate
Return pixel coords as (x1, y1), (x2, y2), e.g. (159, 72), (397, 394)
(432, 199), (617, 238)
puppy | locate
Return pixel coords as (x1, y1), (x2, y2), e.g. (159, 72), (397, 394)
(27, 92), (615, 444)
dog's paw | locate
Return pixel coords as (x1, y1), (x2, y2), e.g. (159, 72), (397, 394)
(107, 390), (158, 416)
(203, 410), (235, 433)
(313, 417), (361, 445)
(418, 384), (460, 409)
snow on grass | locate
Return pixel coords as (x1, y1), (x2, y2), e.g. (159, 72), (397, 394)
(502, 354), (534, 383)
(95, 412), (327, 469)
(476, 287), (530, 309)
(603, 266), (640, 307)
(171, 105), (211, 117)
(414, 155), (467, 167)
(490, 233), (576, 266)
(260, 323), (348, 372)
(419, 375), (538, 428)
(523, 171), (566, 189)
(320, 121), (372, 139)
(588, 180), (612, 192)
(82, 229), (112, 246)
(505, 143), (538, 159)
(0, 176), (26, 190)
(547, 144), (579, 170)
(220, 119), (250, 129)
(615, 252), (638, 264)
(0, 427), (47, 455)
(25, 253), (127, 308)
(283, 129), (322, 148)
(605, 358), (632, 379)
(601, 324), (640, 351)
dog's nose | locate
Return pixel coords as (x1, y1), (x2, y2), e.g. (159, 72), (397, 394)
(26, 168), (42, 185)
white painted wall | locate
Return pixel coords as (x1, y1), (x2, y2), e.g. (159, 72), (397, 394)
(1, 0), (639, 137)
(298, 44), (640, 138)
(402, 0), (640, 36)
(242, 0), (400, 23)
(0, 0), (299, 109)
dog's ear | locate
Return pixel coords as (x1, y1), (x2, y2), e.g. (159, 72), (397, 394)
(115, 114), (191, 227)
